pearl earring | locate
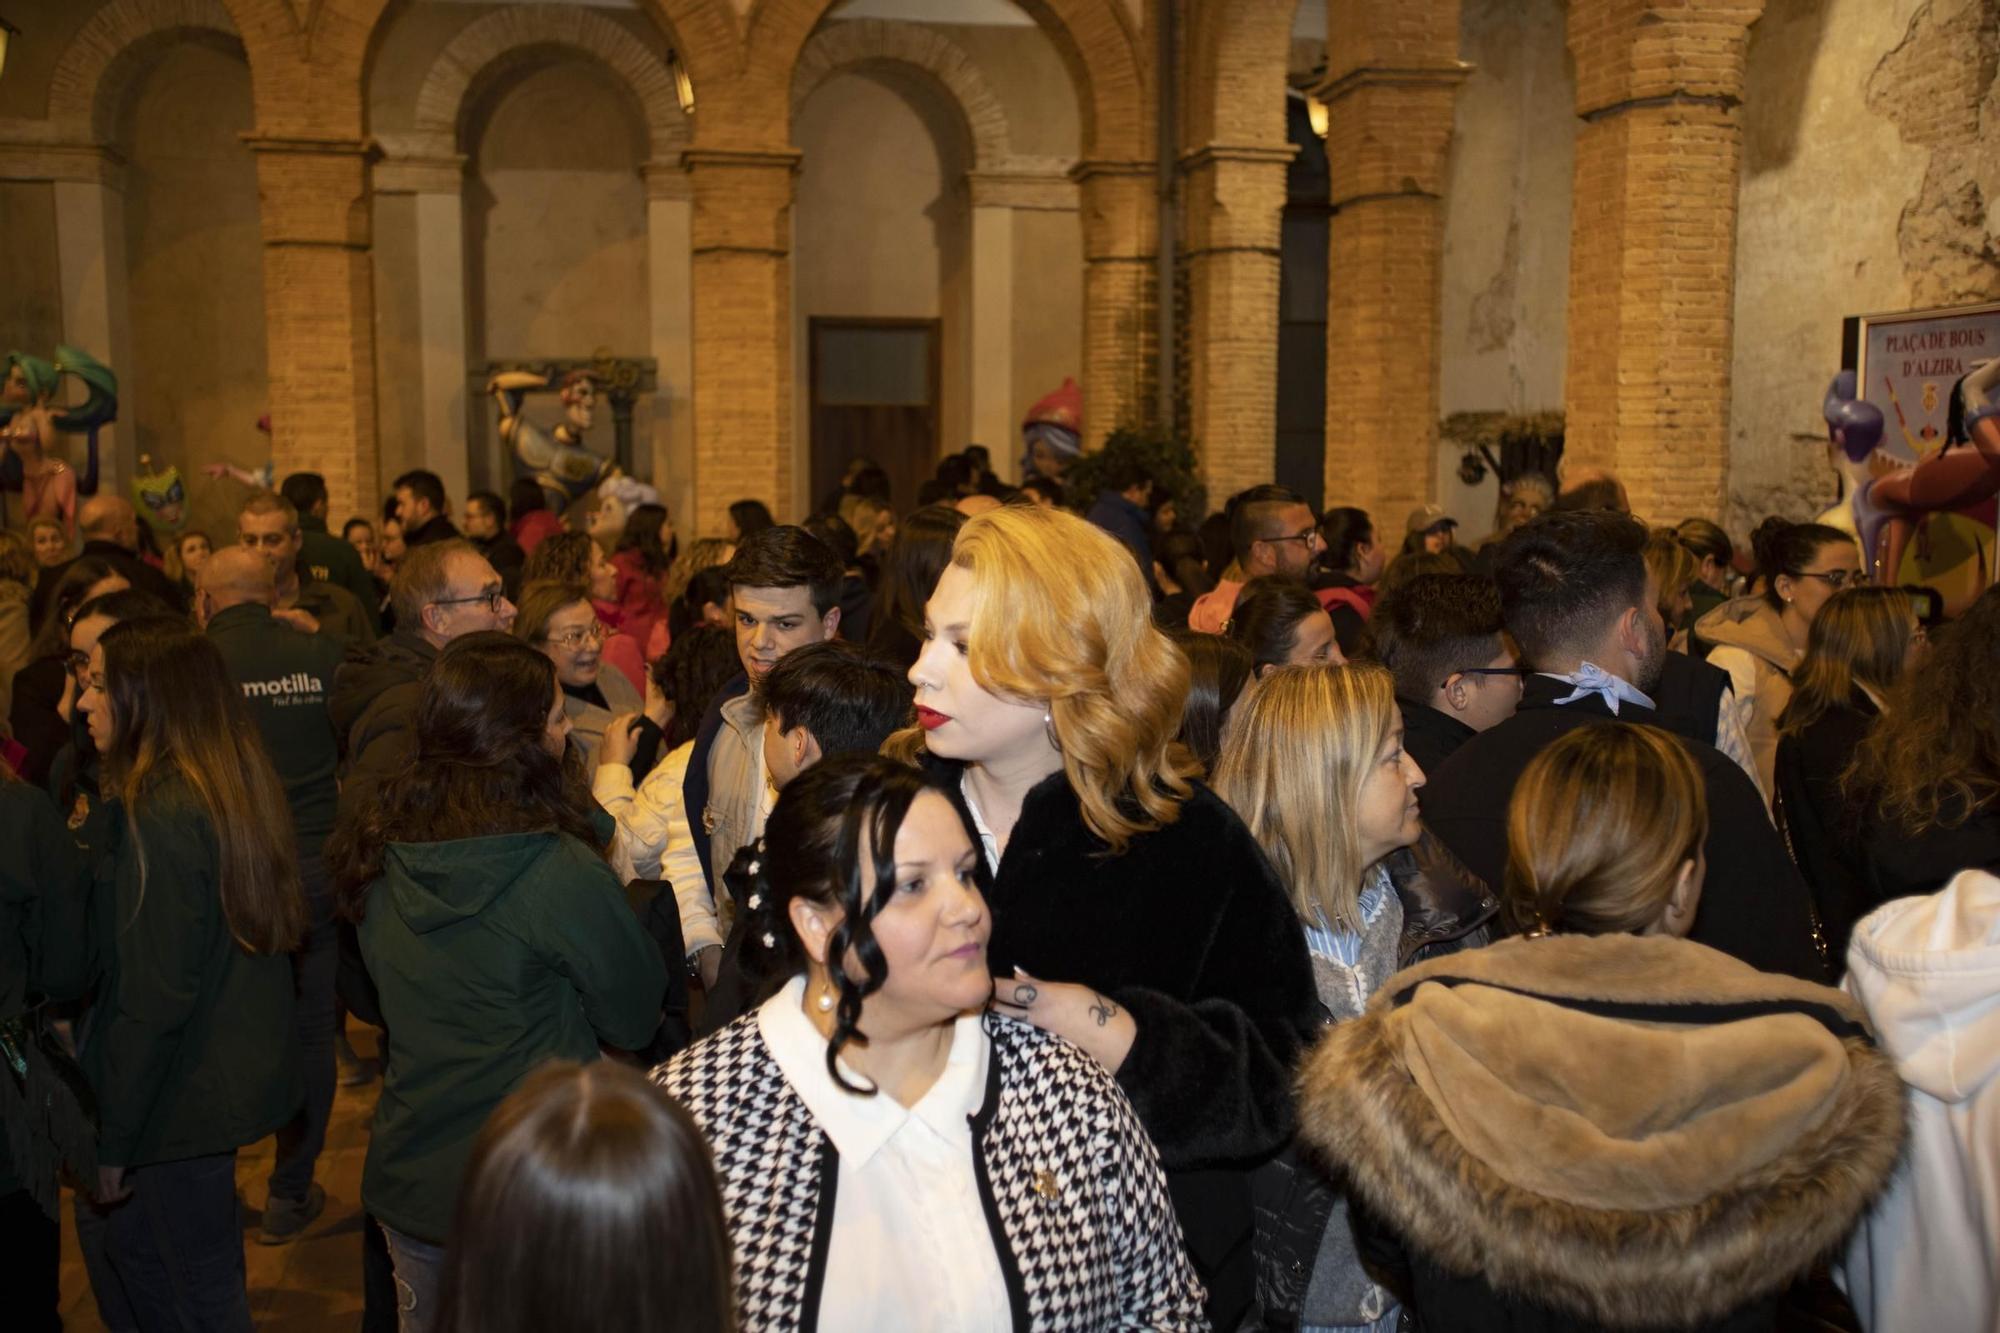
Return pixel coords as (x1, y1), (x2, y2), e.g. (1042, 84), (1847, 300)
(816, 987), (835, 1013)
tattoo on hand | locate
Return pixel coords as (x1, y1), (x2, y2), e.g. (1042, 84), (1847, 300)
(1090, 993), (1118, 1027)
(1011, 983), (1038, 1007)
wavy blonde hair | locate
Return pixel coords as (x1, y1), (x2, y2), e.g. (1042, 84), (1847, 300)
(1212, 664), (1397, 932)
(1505, 722), (1706, 937)
(911, 504), (1194, 852)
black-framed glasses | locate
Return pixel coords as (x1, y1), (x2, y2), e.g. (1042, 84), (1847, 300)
(1443, 666), (1530, 688)
(1795, 569), (1869, 589)
(431, 588), (509, 614)
(1261, 526), (1320, 548)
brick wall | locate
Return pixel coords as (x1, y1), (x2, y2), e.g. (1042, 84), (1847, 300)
(1563, 0), (1765, 524)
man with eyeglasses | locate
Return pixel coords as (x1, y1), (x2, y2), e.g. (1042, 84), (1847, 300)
(1187, 485), (1323, 634)
(239, 493), (376, 646)
(330, 539), (516, 824)
(1371, 572), (1524, 776)
(1422, 509), (1825, 984)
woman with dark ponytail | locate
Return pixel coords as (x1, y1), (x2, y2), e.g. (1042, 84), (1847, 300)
(1696, 516), (1861, 795)
(656, 753), (1204, 1331)
(327, 633), (664, 1332)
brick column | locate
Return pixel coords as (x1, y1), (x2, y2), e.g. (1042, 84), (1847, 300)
(1563, 0), (1766, 521)
(1072, 160), (1159, 448)
(247, 135), (380, 525)
(685, 147), (800, 534)
(1181, 143), (1295, 500)
(1317, 0), (1467, 521)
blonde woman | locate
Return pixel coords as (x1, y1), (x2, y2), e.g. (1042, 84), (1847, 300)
(1299, 722), (1906, 1331)
(906, 503), (1317, 1329)
(1213, 663), (1494, 1331)
(1775, 587), (1923, 960)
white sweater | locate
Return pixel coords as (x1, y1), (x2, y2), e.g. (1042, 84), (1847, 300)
(1841, 869), (2000, 1333)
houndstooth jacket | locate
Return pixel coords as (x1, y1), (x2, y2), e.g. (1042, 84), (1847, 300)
(656, 1009), (1209, 1331)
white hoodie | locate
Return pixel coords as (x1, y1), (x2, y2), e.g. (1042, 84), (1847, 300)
(1841, 870), (2000, 1333)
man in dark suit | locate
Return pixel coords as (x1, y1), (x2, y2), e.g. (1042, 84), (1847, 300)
(1422, 509), (1825, 981)
(31, 494), (187, 628)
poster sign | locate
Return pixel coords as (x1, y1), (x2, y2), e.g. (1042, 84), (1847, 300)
(1855, 301), (2000, 461)
(1839, 301), (2000, 604)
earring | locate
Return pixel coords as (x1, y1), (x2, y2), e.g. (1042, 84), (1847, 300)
(1044, 709), (1062, 753)
(816, 987), (835, 1013)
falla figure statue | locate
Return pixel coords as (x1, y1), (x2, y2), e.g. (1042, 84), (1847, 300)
(0, 345), (117, 534)
(489, 367), (618, 513)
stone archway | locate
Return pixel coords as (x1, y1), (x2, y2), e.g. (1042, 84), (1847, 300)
(790, 19), (1011, 170)
(46, 0), (240, 141)
(407, 3), (691, 166)
(380, 3), (695, 519)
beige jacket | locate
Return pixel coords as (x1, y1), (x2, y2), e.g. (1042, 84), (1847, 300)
(1696, 595), (1799, 799)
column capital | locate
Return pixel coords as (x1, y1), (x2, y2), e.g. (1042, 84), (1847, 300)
(963, 165), (1077, 211)
(681, 147), (804, 173)
(246, 136), (375, 250)
(643, 161), (694, 202)
(1312, 61), (1474, 104)
(240, 133), (379, 160)
(0, 139), (126, 187)
(1177, 142), (1299, 173)
(1068, 158), (1154, 184)
(1567, 0), (1767, 120)
(373, 156), (466, 195)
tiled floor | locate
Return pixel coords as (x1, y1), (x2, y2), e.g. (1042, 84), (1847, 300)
(58, 1022), (380, 1331)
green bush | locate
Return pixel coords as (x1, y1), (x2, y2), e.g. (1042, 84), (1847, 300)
(1064, 425), (1207, 520)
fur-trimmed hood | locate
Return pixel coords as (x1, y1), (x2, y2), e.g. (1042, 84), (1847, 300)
(1297, 933), (1907, 1329)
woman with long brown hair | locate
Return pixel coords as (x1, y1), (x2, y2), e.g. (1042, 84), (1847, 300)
(327, 633), (663, 1333)
(1850, 582), (2000, 906)
(906, 503), (1316, 1328)
(72, 617), (304, 1328)
(9, 556), (126, 785)
(1774, 587), (1924, 959)
(435, 1061), (731, 1333)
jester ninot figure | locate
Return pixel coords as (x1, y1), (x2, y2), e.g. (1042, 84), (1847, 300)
(1821, 358), (2000, 590)
(0, 346), (117, 535)
(488, 367), (616, 514)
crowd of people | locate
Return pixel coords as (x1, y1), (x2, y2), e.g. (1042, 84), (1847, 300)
(2, 409), (1998, 1333)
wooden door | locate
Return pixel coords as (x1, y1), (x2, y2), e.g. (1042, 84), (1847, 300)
(809, 318), (940, 515)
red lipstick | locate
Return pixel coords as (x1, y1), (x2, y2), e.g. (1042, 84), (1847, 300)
(916, 706), (951, 730)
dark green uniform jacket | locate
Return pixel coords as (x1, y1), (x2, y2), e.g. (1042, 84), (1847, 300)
(0, 782), (90, 1195)
(81, 777), (301, 1168)
(358, 830), (664, 1242)
(330, 629), (437, 824)
(299, 513), (381, 635)
(207, 602), (344, 859)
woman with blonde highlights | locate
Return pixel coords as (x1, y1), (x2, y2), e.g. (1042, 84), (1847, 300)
(1775, 587), (1922, 959)
(1213, 664), (1492, 1331)
(907, 503), (1317, 1328)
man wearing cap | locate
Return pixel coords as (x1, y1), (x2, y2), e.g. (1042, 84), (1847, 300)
(1188, 484), (1323, 634)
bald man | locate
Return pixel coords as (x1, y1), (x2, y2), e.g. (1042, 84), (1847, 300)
(31, 494), (187, 628)
(200, 543), (345, 1244)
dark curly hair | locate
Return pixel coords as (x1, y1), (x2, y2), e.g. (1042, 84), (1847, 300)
(732, 753), (987, 1094)
(327, 633), (602, 921)
(1847, 582), (2000, 834)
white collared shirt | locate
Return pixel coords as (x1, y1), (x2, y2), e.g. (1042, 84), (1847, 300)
(758, 976), (1011, 1333)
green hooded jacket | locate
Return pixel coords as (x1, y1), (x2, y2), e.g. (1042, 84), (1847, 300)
(81, 777), (301, 1168)
(358, 829), (664, 1242)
